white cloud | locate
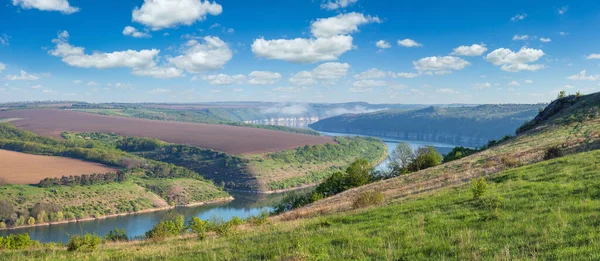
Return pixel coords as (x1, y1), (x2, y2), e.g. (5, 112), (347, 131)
(585, 54), (600, 60)
(451, 44), (487, 56)
(558, 6), (568, 15)
(352, 80), (387, 88)
(560, 32), (569, 36)
(115, 82), (135, 89)
(485, 47), (545, 72)
(540, 37), (551, 43)
(0, 63), (5, 73)
(73, 80), (82, 84)
(397, 39), (422, 47)
(508, 80), (520, 86)
(12, 0), (79, 14)
(132, 67), (184, 78)
(202, 74), (247, 85)
(391, 72), (420, 78)
(132, 0), (223, 30)
(148, 88), (170, 94)
(31, 85), (43, 89)
(376, 40), (391, 49)
(437, 88), (458, 94)
(5, 70), (39, 80)
(86, 81), (99, 86)
(512, 34), (529, 41)
(274, 87), (304, 93)
(413, 56), (470, 71)
(349, 86), (373, 92)
(311, 12), (380, 38)
(564, 85), (575, 89)
(123, 26), (151, 38)
(567, 70), (599, 81)
(289, 62), (350, 85)
(248, 71), (282, 85)
(169, 37), (232, 73)
(524, 80), (534, 84)
(320, 0), (357, 10)
(511, 13), (527, 21)
(252, 35), (353, 63)
(0, 34), (9, 46)
(472, 82), (491, 89)
(355, 68), (387, 79)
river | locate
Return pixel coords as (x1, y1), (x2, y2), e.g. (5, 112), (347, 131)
(1, 131), (459, 243)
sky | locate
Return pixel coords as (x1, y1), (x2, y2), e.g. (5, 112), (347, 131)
(1, 0), (600, 104)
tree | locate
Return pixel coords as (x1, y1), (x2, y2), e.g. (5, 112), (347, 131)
(27, 217), (35, 226)
(558, 90), (566, 99)
(407, 146), (443, 172)
(0, 200), (13, 221)
(389, 142), (414, 172)
(345, 159), (373, 188)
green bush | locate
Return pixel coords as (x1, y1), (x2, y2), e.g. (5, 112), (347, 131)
(247, 212), (270, 226)
(145, 214), (184, 240)
(544, 146), (563, 160)
(67, 233), (102, 251)
(105, 228), (128, 242)
(188, 217), (209, 240)
(471, 177), (488, 199)
(0, 234), (38, 250)
(352, 191), (384, 209)
(209, 217), (235, 236)
(228, 216), (244, 226)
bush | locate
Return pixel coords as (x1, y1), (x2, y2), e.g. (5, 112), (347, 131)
(228, 216), (244, 226)
(27, 217), (35, 226)
(352, 191), (384, 209)
(544, 146), (563, 160)
(188, 217), (209, 240)
(67, 233), (102, 251)
(145, 214), (185, 241)
(500, 156), (518, 168)
(105, 228), (128, 242)
(247, 212), (269, 226)
(209, 217), (235, 236)
(471, 177), (488, 199)
(0, 233), (38, 250)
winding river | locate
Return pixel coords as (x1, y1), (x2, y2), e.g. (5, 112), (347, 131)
(1, 131), (458, 243)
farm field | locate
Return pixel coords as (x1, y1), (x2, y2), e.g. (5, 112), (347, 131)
(0, 109), (334, 154)
(0, 149), (115, 184)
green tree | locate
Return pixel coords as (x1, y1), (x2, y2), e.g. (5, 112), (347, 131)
(408, 146), (443, 172)
(558, 90), (566, 99)
(345, 159), (373, 188)
(389, 142), (414, 172)
(188, 217), (209, 240)
(471, 177), (488, 199)
(27, 217), (35, 226)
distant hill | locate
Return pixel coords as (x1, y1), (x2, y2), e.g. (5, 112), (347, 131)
(310, 104), (544, 147)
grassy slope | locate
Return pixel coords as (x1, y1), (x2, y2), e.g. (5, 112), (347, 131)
(4, 142), (600, 260)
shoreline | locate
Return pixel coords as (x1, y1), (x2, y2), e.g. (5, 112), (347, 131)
(229, 182), (319, 195)
(0, 196), (234, 232)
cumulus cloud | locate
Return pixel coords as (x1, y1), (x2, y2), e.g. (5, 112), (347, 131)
(485, 47), (545, 72)
(512, 34), (529, 41)
(451, 44), (487, 56)
(311, 12), (380, 38)
(437, 88), (458, 94)
(123, 26), (151, 38)
(524, 80), (534, 84)
(472, 82), (492, 89)
(540, 37), (551, 43)
(320, 0), (357, 10)
(132, 0), (222, 30)
(248, 71), (282, 85)
(355, 68), (387, 79)
(586, 54), (600, 60)
(12, 0), (79, 14)
(86, 81), (99, 86)
(413, 56), (470, 71)
(376, 40), (391, 49)
(391, 72), (420, 78)
(5, 70), (39, 80)
(397, 39), (422, 47)
(252, 35), (353, 63)
(202, 74), (246, 85)
(508, 80), (520, 86)
(568, 70), (599, 81)
(148, 88), (170, 94)
(49, 31), (183, 78)
(169, 37), (232, 73)
(289, 62), (350, 85)
(511, 13), (527, 21)
(352, 80), (387, 88)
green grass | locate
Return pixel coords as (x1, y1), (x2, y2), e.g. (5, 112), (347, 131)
(138, 178), (230, 205)
(5, 146), (600, 259)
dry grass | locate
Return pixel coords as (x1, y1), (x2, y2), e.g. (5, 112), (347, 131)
(0, 149), (116, 184)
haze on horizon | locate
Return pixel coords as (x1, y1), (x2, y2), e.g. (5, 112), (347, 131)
(1, 0), (599, 104)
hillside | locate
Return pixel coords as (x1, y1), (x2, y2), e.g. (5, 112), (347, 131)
(310, 104), (543, 147)
(2, 95), (600, 259)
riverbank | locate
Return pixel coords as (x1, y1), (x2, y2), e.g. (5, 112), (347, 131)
(0, 196), (234, 232)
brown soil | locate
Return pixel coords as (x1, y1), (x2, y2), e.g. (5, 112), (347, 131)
(0, 149), (116, 184)
(0, 109), (334, 155)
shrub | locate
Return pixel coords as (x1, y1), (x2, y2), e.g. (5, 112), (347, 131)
(500, 156), (518, 168)
(471, 177), (488, 199)
(209, 217), (235, 236)
(145, 215), (185, 240)
(67, 233), (102, 251)
(187, 217), (209, 239)
(0, 222), (6, 229)
(0, 234), (38, 250)
(105, 228), (128, 242)
(228, 216), (244, 226)
(352, 191), (384, 209)
(27, 217), (35, 226)
(544, 146), (563, 160)
(247, 212), (269, 226)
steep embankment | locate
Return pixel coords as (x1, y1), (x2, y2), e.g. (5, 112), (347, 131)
(281, 93), (600, 220)
(310, 104), (542, 147)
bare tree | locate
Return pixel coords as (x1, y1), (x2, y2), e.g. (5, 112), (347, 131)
(389, 142), (414, 170)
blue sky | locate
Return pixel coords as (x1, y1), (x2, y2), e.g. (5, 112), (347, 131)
(1, 0), (600, 104)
